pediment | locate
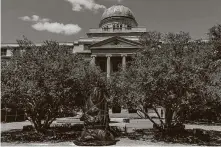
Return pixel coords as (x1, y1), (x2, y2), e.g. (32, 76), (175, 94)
(89, 36), (142, 49)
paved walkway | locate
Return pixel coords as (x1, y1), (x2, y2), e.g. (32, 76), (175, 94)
(2, 118), (221, 133)
(1, 121), (31, 132)
(186, 124), (221, 131)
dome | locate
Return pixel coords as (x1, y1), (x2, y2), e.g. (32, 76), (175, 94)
(101, 5), (135, 20)
(99, 5), (138, 28)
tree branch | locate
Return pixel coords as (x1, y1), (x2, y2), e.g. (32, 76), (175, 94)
(152, 106), (164, 125)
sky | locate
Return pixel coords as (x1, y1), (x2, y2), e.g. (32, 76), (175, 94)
(2, 0), (221, 43)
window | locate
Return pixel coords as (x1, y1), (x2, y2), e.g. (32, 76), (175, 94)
(113, 24), (122, 31)
(103, 26), (109, 31)
(116, 24), (121, 30)
(127, 25), (132, 30)
(113, 24), (116, 31)
(119, 24), (122, 30)
(1, 48), (7, 56)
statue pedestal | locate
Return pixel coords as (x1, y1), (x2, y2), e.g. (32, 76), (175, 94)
(74, 140), (117, 146)
(74, 128), (117, 146)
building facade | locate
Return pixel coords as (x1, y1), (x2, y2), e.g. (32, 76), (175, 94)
(73, 5), (146, 77)
(1, 5), (146, 77)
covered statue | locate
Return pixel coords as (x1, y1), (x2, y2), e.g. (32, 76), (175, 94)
(74, 84), (116, 146)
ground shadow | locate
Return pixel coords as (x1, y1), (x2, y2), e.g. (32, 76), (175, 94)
(126, 128), (221, 146)
(2, 125), (221, 146)
(1, 124), (82, 143)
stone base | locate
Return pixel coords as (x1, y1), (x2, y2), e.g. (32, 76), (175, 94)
(73, 128), (117, 146)
(73, 140), (117, 146)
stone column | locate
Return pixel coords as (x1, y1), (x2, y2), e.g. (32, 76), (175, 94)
(121, 54), (127, 71)
(90, 55), (96, 66)
(106, 54), (112, 78)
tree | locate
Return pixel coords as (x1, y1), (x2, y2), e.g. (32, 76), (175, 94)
(115, 31), (218, 131)
(208, 24), (221, 42)
(1, 38), (84, 133)
(208, 24), (221, 61)
(206, 24), (221, 121)
(71, 61), (108, 110)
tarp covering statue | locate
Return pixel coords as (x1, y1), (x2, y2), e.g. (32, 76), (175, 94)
(74, 83), (116, 146)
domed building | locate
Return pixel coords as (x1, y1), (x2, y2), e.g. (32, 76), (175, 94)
(1, 5), (146, 78)
(1, 5), (165, 118)
(74, 5), (146, 78)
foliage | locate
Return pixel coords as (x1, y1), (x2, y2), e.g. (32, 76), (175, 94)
(113, 31), (221, 131)
(1, 37), (85, 133)
(206, 24), (221, 121)
(127, 128), (221, 146)
(208, 24), (221, 42)
(1, 37), (111, 133)
(1, 125), (82, 142)
(208, 24), (221, 62)
(72, 63), (108, 110)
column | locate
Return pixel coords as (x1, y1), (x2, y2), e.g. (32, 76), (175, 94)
(106, 54), (112, 78)
(90, 55), (96, 66)
(121, 54), (127, 71)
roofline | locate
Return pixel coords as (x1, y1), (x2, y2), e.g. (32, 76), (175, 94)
(89, 36), (142, 48)
(1, 42), (74, 48)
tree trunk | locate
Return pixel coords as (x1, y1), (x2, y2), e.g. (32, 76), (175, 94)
(34, 122), (48, 133)
(5, 109), (7, 122)
(30, 116), (54, 133)
(137, 108), (163, 131)
(165, 107), (174, 127)
(15, 110), (18, 122)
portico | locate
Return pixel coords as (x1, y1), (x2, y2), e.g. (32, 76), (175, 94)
(90, 53), (130, 77)
(87, 35), (142, 77)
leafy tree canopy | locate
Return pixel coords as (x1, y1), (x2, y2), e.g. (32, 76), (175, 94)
(112, 31), (221, 130)
(1, 37), (93, 132)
